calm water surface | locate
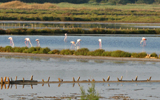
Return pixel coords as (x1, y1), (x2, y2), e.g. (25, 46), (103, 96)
(0, 56), (160, 99)
(0, 34), (160, 54)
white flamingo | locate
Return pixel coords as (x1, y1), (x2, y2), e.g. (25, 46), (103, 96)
(8, 37), (14, 47)
(64, 33), (67, 42)
(25, 38), (32, 47)
(76, 39), (81, 49)
(35, 39), (40, 47)
(98, 39), (102, 49)
(70, 41), (76, 49)
(140, 37), (147, 46)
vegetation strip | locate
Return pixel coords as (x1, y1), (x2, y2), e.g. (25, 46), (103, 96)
(0, 46), (159, 61)
(1, 28), (160, 35)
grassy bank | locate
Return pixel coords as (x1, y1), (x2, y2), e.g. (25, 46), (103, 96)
(0, 46), (159, 59)
(1, 28), (160, 35)
(0, 1), (160, 22)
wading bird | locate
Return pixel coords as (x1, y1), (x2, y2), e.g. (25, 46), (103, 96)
(25, 38), (32, 47)
(98, 39), (102, 49)
(8, 37), (14, 47)
(70, 41), (76, 49)
(35, 39), (40, 47)
(64, 33), (67, 42)
(140, 37), (147, 46)
(76, 39), (81, 49)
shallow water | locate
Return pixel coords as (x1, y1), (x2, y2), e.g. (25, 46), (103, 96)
(0, 56), (160, 99)
(1, 35), (160, 54)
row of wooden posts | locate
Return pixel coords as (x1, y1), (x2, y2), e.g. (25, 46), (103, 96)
(0, 75), (154, 85)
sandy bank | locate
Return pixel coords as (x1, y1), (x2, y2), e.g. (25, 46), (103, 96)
(0, 52), (160, 62)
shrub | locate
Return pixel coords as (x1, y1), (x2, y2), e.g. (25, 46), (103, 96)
(80, 83), (99, 100)
(93, 49), (105, 56)
(39, 47), (51, 54)
(75, 48), (89, 56)
(32, 51), (39, 54)
(150, 52), (158, 58)
(13, 47), (22, 52)
(35, 47), (41, 51)
(27, 47), (36, 53)
(4, 46), (13, 52)
(102, 51), (112, 56)
(0, 47), (5, 52)
(48, 49), (60, 54)
(87, 51), (95, 56)
(60, 49), (75, 55)
(111, 50), (131, 57)
(131, 52), (147, 58)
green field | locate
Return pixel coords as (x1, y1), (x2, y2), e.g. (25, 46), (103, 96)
(0, 1), (160, 22)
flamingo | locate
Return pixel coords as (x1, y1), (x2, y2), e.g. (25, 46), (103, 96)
(8, 37), (14, 47)
(70, 41), (76, 49)
(35, 39), (40, 47)
(98, 39), (102, 49)
(64, 33), (67, 42)
(76, 39), (81, 49)
(140, 37), (147, 46)
(24, 38), (32, 47)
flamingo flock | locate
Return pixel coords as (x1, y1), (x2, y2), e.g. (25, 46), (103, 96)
(7, 34), (147, 49)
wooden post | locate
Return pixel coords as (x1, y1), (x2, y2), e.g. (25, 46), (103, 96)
(30, 75), (33, 80)
(73, 77), (75, 82)
(15, 76), (17, 81)
(103, 78), (105, 82)
(31, 85), (33, 89)
(48, 77), (50, 82)
(58, 78), (61, 82)
(135, 76), (138, 81)
(58, 83), (61, 87)
(4, 84), (6, 89)
(42, 79), (44, 82)
(7, 77), (10, 84)
(77, 77), (80, 81)
(107, 76), (110, 81)
(22, 85), (24, 88)
(23, 78), (24, 82)
(117, 78), (119, 81)
(92, 79), (95, 82)
(148, 76), (151, 81)
(88, 79), (90, 82)
(1, 77), (3, 84)
(3, 77), (6, 83)
(1, 84), (3, 89)
(120, 76), (123, 81)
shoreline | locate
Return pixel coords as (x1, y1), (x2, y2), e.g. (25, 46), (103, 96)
(0, 52), (160, 62)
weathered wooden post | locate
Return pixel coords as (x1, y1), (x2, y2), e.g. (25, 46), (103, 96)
(77, 77), (80, 81)
(1, 77), (3, 84)
(73, 77), (75, 82)
(88, 79), (90, 82)
(42, 79), (44, 82)
(48, 77), (50, 82)
(15, 76), (17, 81)
(103, 78), (105, 82)
(3, 77), (6, 83)
(135, 76), (138, 81)
(58, 78), (61, 82)
(92, 79), (95, 82)
(117, 78), (119, 81)
(72, 83), (75, 87)
(120, 76), (123, 81)
(23, 78), (24, 82)
(30, 75), (33, 80)
(107, 76), (110, 81)
(7, 77), (10, 84)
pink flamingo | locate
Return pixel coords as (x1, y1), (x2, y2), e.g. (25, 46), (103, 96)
(8, 37), (14, 47)
(76, 39), (81, 49)
(24, 38), (32, 47)
(70, 41), (76, 49)
(140, 37), (147, 46)
(98, 39), (102, 49)
(64, 33), (67, 42)
(35, 39), (40, 47)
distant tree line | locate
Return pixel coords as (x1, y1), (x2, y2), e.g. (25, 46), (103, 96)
(1, 0), (160, 4)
